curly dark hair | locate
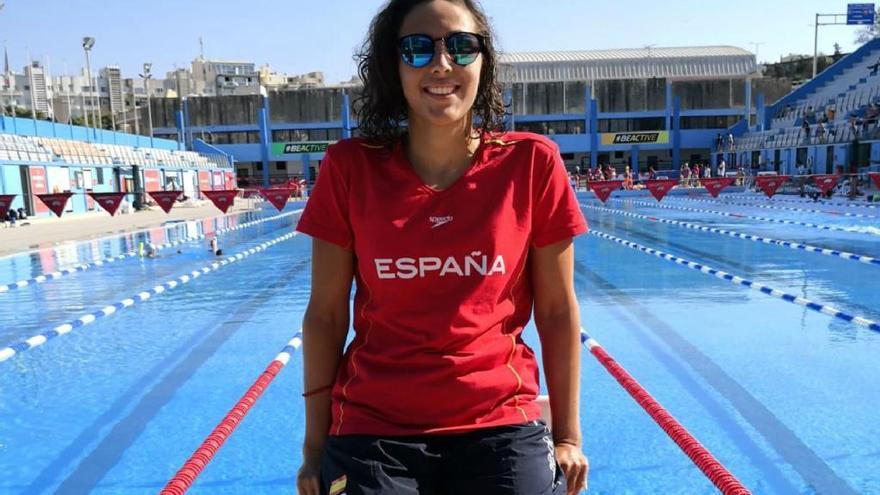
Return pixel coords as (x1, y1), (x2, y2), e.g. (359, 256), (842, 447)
(354, 0), (506, 145)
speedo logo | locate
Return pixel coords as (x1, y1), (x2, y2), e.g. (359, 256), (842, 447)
(429, 215), (453, 228)
(375, 252), (506, 279)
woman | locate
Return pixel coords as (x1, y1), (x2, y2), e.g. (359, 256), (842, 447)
(295, 1), (588, 494)
(623, 165), (633, 190)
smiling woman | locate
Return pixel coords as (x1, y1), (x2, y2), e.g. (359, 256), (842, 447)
(294, 1), (589, 494)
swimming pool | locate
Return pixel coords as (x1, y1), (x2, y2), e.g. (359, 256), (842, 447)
(1, 193), (878, 494)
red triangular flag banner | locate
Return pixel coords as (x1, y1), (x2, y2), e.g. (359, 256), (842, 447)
(36, 192), (74, 218)
(0, 194), (16, 220)
(202, 189), (240, 213)
(810, 175), (840, 195)
(644, 179), (679, 202)
(868, 172), (880, 190)
(755, 175), (790, 198)
(148, 190), (183, 214)
(701, 177), (736, 198)
(587, 180), (623, 203)
(259, 188), (293, 211)
(88, 192), (128, 216)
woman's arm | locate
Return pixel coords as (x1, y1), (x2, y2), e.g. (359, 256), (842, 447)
(531, 238), (588, 493)
(301, 238), (354, 461)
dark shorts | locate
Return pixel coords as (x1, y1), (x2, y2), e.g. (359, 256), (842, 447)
(320, 421), (566, 495)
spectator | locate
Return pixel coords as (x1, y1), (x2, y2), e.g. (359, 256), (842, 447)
(727, 132), (735, 150)
(623, 166), (634, 190)
(816, 122), (826, 143)
(680, 163), (691, 186)
(870, 56), (880, 76)
(802, 119), (811, 143)
(6, 208), (17, 227)
(718, 160), (727, 178)
(715, 133), (723, 151)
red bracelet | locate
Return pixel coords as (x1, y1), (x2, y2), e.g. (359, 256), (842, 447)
(302, 384), (334, 398)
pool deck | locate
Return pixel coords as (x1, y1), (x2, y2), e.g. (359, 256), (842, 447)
(0, 198), (259, 257)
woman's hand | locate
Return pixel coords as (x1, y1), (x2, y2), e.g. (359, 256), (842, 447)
(296, 456), (322, 495)
(556, 442), (589, 494)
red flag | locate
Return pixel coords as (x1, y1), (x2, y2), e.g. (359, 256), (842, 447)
(0, 194), (16, 219)
(259, 188), (293, 211)
(587, 180), (623, 203)
(755, 175), (790, 198)
(202, 189), (240, 213)
(810, 175), (841, 195)
(700, 177), (736, 198)
(148, 191), (183, 214)
(88, 192), (127, 216)
(869, 172), (880, 190)
(36, 193), (73, 217)
(644, 179), (679, 202)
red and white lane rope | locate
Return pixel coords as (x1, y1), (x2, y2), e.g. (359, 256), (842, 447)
(580, 330), (751, 494)
(160, 326), (751, 494)
(160, 331), (302, 495)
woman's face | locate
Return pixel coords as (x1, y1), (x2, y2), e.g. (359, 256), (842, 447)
(398, 0), (482, 131)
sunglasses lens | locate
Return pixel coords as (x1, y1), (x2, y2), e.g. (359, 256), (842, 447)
(447, 33), (481, 65)
(400, 35), (434, 67)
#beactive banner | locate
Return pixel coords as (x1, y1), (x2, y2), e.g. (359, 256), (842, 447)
(271, 141), (335, 155)
(600, 131), (669, 146)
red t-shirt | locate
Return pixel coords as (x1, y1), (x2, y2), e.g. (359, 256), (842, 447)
(296, 131), (588, 436)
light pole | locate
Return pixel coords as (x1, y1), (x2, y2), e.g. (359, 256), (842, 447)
(1, 3), (8, 120)
(120, 78), (128, 133)
(139, 62), (154, 147)
(82, 37), (97, 131)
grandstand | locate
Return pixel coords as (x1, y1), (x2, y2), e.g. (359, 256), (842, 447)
(729, 38), (880, 179)
(0, 116), (234, 217)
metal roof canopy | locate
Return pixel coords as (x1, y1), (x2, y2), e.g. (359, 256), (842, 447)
(498, 46), (757, 83)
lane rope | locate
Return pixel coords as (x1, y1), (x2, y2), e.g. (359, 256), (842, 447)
(0, 210), (302, 293)
(0, 231), (301, 363)
(580, 330), (751, 494)
(725, 193), (878, 210)
(159, 325), (751, 495)
(603, 198), (875, 236)
(580, 203), (880, 267)
(160, 331), (303, 495)
(668, 196), (878, 219)
(587, 229), (880, 333)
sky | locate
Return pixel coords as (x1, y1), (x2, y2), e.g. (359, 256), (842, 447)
(0, 0), (875, 83)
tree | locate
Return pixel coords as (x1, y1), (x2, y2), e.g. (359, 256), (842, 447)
(855, 8), (880, 43)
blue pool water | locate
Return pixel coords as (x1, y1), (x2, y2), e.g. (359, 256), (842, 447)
(1, 193), (879, 494)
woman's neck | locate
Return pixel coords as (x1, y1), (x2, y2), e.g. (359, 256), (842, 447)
(405, 117), (481, 190)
